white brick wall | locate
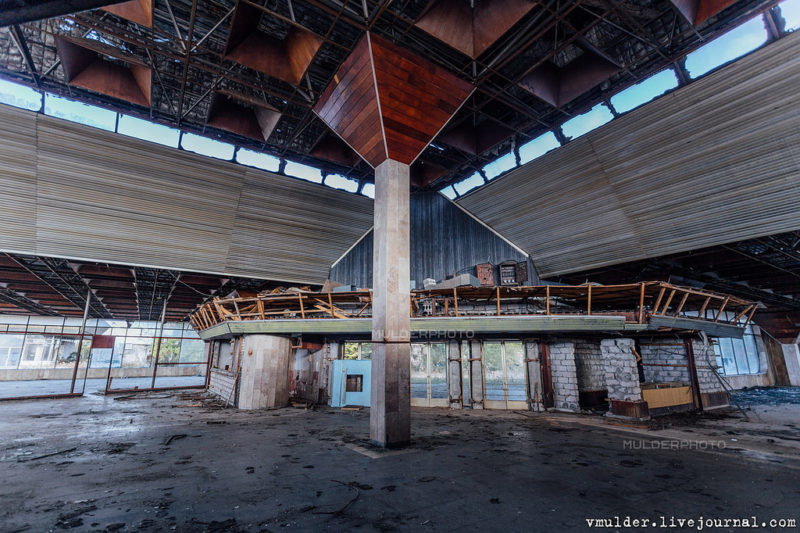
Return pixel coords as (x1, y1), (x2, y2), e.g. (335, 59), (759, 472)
(640, 343), (690, 383)
(209, 368), (237, 404)
(600, 338), (641, 402)
(692, 340), (725, 394)
(549, 341), (579, 411)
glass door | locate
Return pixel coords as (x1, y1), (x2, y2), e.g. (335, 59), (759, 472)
(410, 343), (449, 407)
(484, 341), (528, 409)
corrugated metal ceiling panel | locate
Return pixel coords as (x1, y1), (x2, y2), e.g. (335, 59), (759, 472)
(458, 31), (800, 278)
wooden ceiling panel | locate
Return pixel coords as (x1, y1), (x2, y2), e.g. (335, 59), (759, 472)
(207, 91), (281, 142)
(101, 0), (153, 28)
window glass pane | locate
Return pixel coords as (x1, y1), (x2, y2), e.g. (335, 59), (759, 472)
(430, 343), (448, 399)
(782, 0), (800, 30)
(237, 148), (280, 171)
(483, 152), (517, 180)
(0, 79), (41, 111)
(117, 114), (180, 147)
(156, 338), (181, 363)
(453, 173), (484, 196)
(483, 342), (504, 401)
(505, 341), (526, 401)
(410, 344), (428, 398)
(181, 133), (235, 160)
(55, 336), (83, 368)
(180, 339), (205, 363)
(0, 334), (25, 369)
(343, 342), (359, 360)
(19, 335), (57, 369)
(685, 17), (767, 78)
(284, 161), (323, 183)
(518, 132), (560, 165)
(718, 338), (738, 375)
(561, 103), (614, 139)
(360, 343), (372, 360)
(121, 337), (153, 368)
(731, 338), (750, 374)
(325, 174), (359, 192)
(744, 334), (760, 374)
(45, 94), (117, 131)
(610, 69), (678, 113)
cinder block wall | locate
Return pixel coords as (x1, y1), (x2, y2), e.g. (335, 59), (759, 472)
(600, 338), (641, 402)
(549, 341), (578, 411)
(573, 341), (606, 391)
(639, 343), (690, 383)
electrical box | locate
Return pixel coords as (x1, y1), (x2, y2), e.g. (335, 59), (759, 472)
(499, 261), (518, 286)
(516, 261), (529, 284)
(476, 263), (495, 286)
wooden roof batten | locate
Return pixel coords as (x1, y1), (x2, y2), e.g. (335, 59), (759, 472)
(314, 32), (474, 177)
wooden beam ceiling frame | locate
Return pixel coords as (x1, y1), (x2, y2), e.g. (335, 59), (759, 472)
(0, 288), (60, 316)
(55, 34), (153, 107)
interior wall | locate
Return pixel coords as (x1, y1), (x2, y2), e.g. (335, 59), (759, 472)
(329, 191), (534, 288)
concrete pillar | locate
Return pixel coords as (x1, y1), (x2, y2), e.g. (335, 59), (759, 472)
(525, 341), (543, 412)
(370, 159), (411, 447)
(781, 343), (800, 386)
(469, 340), (484, 409)
(238, 334), (291, 410)
(447, 340), (462, 408)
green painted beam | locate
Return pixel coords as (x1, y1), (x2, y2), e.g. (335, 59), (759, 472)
(648, 316), (745, 339)
(199, 315), (628, 340)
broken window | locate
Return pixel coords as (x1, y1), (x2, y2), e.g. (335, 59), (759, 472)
(361, 183), (375, 199)
(453, 172), (484, 196)
(610, 69), (678, 114)
(482, 152), (517, 180)
(236, 148), (280, 172)
(685, 17), (767, 78)
(343, 342), (372, 360)
(518, 132), (560, 165)
(284, 161), (323, 183)
(781, 0), (800, 30)
(324, 174), (358, 193)
(560, 103), (614, 140)
(45, 94), (116, 131)
(117, 114), (180, 147)
(345, 374), (363, 392)
(0, 78), (41, 111)
(181, 133), (235, 160)
(439, 186), (457, 200)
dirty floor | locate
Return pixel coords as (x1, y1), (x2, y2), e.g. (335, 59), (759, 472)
(1, 391), (799, 532)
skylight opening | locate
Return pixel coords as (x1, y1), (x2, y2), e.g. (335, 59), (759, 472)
(560, 103), (614, 140)
(780, 0), (800, 30)
(361, 183), (375, 199)
(44, 94), (116, 131)
(440, 186), (457, 200)
(0, 79), (41, 111)
(284, 161), (323, 183)
(236, 148), (280, 172)
(453, 172), (484, 196)
(482, 152), (517, 180)
(610, 69), (679, 113)
(685, 17), (767, 78)
(325, 174), (359, 192)
(180, 133), (235, 160)
(518, 131), (560, 165)
(117, 114), (180, 147)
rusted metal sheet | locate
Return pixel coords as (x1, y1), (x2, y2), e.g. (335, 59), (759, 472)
(458, 32), (800, 278)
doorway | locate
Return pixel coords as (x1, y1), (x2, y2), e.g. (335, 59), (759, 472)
(411, 342), (448, 407)
(483, 341), (528, 409)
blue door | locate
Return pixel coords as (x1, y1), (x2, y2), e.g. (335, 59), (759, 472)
(330, 360), (371, 407)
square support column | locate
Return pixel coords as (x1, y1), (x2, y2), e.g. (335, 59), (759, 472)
(370, 159), (411, 447)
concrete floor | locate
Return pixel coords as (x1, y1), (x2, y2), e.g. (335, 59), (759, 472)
(0, 393), (798, 533)
(0, 376), (206, 398)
